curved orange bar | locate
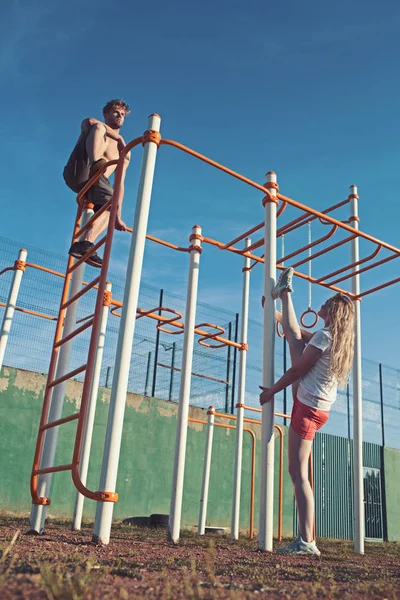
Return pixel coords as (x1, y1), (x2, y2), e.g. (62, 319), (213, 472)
(196, 322), (226, 348)
(188, 416), (256, 539)
(0, 266), (16, 277)
(356, 275), (400, 300)
(211, 409), (284, 540)
(328, 252), (398, 287)
(315, 244), (381, 284)
(160, 139), (276, 203)
(291, 234), (356, 270)
(277, 224), (338, 266)
(274, 424), (284, 541)
(277, 190), (400, 256)
(277, 198), (351, 238)
(138, 306), (184, 335)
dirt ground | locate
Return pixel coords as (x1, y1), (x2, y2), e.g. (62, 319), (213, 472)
(0, 514), (399, 599)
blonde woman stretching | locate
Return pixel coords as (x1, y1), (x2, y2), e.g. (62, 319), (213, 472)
(260, 267), (355, 555)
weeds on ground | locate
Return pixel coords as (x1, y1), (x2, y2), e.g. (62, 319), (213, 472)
(40, 554), (100, 600)
(0, 530), (20, 584)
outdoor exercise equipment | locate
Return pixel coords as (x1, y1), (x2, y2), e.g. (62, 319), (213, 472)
(25, 114), (400, 555)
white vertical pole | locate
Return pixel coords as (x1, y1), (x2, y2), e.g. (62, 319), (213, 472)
(231, 237), (251, 540)
(198, 406), (215, 535)
(259, 171), (277, 552)
(0, 248), (27, 370)
(30, 206), (93, 534)
(92, 114), (161, 545)
(72, 282), (112, 530)
(168, 225), (202, 544)
(349, 184), (364, 554)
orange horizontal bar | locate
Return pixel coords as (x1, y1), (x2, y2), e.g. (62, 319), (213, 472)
(277, 191), (400, 256)
(275, 411), (292, 420)
(54, 318), (94, 349)
(202, 237), (356, 296)
(240, 404), (291, 420)
(33, 463), (72, 476)
(67, 236), (106, 275)
(124, 226), (190, 252)
(277, 198), (351, 238)
(40, 412), (80, 431)
(292, 234), (357, 270)
(156, 363), (229, 385)
(0, 302), (57, 321)
(25, 263), (65, 279)
(61, 276), (100, 310)
(222, 222), (265, 251)
(328, 253), (398, 286)
(48, 364), (87, 389)
(74, 198), (113, 239)
(355, 275), (400, 299)
(315, 243), (382, 283)
(160, 139), (276, 201)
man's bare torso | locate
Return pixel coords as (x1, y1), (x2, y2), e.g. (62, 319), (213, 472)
(101, 134), (120, 179)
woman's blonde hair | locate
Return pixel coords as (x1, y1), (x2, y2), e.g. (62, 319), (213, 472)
(326, 293), (355, 387)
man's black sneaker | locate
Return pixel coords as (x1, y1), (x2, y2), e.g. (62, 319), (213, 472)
(68, 241), (103, 268)
(86, 252), (103, 268)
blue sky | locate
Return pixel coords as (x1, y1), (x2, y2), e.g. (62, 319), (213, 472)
(0, 0), (399, 370)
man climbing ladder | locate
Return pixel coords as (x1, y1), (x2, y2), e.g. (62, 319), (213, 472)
(63, 99), (131, 267)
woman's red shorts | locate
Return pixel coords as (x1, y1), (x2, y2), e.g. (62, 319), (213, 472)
(290, 397), (329, 441)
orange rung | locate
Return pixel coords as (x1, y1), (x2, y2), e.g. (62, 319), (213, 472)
(67, 236), (106, 275)
(33, 463), (73, 476)
(74, 198), (113, 239)
(277, 224), (338, 266)
(47, 364), (87, 389)
(54, 318), (94, 349)
(61, 276), (100, 310)
(40, 412), (80, 431)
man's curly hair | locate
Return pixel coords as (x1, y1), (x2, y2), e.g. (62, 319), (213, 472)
(102, 99), (131, 117)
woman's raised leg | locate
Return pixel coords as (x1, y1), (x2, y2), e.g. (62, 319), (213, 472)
(280, 290), (305, 399)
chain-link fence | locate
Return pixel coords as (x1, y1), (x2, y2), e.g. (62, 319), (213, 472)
(0, 236), (398, 448)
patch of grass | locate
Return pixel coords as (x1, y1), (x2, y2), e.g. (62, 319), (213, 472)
(0, 530), (20, 583)
(40, 554), (100, 600)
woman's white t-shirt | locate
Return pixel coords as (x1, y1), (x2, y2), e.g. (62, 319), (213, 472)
(297, 327), (337, 411)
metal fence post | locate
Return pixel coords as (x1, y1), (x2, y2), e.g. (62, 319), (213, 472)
(144, 351), (152, 396)
(379, 363), (385, 448)
(347, 383), (351, 440)
(230, 313), (239, 414)
(151, 288), (164, 398)
(224, 322), (232, 413)
(169, 342), (176, 401)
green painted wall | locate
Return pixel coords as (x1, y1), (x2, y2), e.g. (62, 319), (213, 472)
(383, 447), (400, 542)
(0, 366), (293, 536)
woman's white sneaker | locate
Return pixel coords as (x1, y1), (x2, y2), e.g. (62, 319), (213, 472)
(276, 535), (321, 556)
(272, 267), (294, 299)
